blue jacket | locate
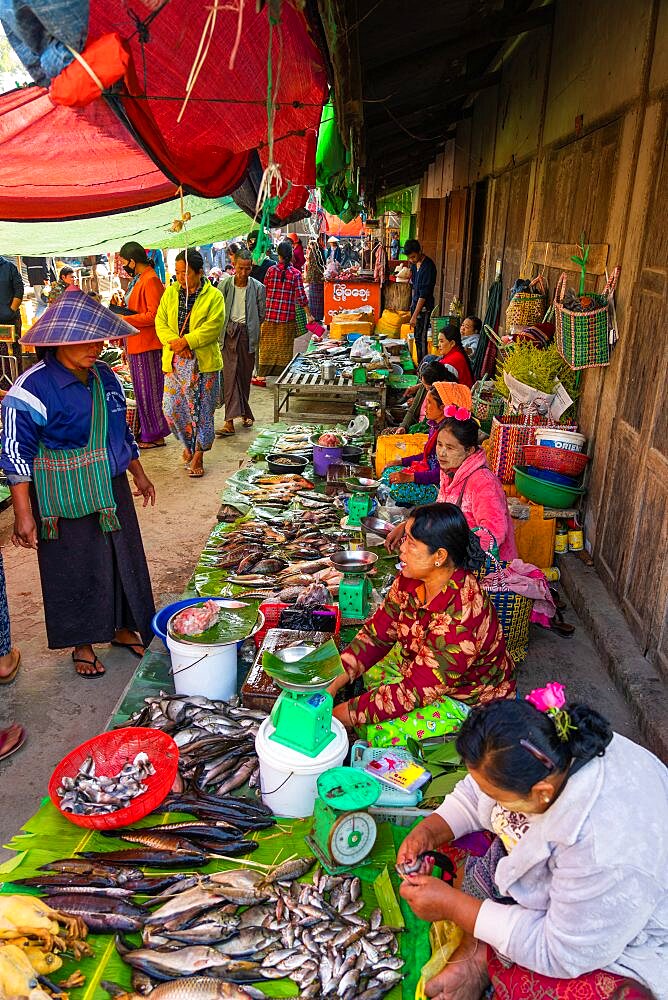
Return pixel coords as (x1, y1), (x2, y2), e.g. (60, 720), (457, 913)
(0, 355), (139, 484)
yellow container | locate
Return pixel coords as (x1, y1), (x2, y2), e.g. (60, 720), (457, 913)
(375, 433), (428, 477)
(330, 319), (374, 340)
(568, 528), (584, 551)
(512, 505), (556, 568)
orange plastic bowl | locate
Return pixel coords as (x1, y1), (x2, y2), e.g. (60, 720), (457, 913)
(48, 727), (179, 830)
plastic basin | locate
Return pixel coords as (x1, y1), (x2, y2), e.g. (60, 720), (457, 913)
(152, 598), (260, 651)
(514, 465), (586, 507)
(526, 466), (579, 486)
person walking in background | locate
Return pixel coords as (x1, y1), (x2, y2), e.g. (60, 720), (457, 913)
(405, 239), (437, 361)
(326, 236), (342, 265)
(156, 250), (224, 479)
(0, 290), (156, 678)
(216, 248), (265, 437)
(246, 231), (274, 284)
(115, 242), (170, 450)
(257, 240), (313, 378)
(304, 236), (325, 322)
(288, 233), (305, 271)
(0, 254), (24, 338)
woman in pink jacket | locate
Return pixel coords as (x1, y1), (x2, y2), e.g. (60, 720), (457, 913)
(386, 406), (517, 561)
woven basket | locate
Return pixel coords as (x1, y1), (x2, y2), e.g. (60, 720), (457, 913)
(489, 415), (579, 484)
(554, 266), (620, 370)
(471, 380), (506, 434)
(481, 555), (533, 663)
(126, 401), (140, 438)
(523, 444), (589, 478)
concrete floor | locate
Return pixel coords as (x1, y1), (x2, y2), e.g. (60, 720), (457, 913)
(0, 384), (641, 850)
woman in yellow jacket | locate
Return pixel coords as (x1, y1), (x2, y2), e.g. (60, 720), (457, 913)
(156, 250), (224, 478)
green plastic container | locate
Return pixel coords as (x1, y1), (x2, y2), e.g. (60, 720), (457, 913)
(514, 466), (586, 508)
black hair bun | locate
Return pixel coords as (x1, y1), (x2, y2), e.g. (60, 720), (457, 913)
(566, 703), (613, 760)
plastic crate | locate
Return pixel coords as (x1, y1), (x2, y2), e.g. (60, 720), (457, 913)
(254, 602), (341, 648)
(350, 740), (423, 808)
(369, 804), (431, 827)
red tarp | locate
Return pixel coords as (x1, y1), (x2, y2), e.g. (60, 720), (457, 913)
(0, 0), (327, 221)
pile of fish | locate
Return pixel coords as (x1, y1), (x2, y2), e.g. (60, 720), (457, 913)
(274, 427), (314, 454)
(210, 517), (345, 601)
(127, 694), (268, 801)
(111, 860), (403, 999)
(56, 753), (155, 816)
(236, 474), (315, 504)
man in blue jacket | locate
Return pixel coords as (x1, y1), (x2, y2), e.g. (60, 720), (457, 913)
(405, 239), (437, 361)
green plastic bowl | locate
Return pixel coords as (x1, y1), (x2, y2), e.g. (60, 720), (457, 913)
(514, 465), (586, 507)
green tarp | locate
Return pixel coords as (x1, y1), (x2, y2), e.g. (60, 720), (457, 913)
(0, 194), (253, 256)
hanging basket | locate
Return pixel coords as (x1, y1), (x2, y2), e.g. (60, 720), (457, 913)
(554, 267), (620, 370)
(471, 379), (506, 434)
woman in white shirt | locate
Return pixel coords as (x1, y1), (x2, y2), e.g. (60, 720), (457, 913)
(398, 688), (667, 1000)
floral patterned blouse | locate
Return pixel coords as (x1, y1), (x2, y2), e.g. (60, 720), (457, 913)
(341, 568), (515, 726)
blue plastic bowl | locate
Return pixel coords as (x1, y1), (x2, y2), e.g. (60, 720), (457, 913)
(527, 466), (580, 486)
(346, 332), (363, 343)
(152, 598), (260, 651)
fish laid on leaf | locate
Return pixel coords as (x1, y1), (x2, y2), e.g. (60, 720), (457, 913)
(102, 978), (263, 1000)
(56, 752), (155, 816)
(77, 848), (208, 868)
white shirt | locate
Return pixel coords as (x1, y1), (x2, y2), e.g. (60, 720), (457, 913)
(230, 283), (247, 323)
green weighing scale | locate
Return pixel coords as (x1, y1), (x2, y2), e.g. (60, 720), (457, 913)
(330, 549), (378, 620)
(262, 639), (344, 758)
(342, 476), (380, 530)
(306, 766), (381, 874)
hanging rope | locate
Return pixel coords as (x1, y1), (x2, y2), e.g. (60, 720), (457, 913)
(177, 0), (246, 124)
(252, 0), (286, 261)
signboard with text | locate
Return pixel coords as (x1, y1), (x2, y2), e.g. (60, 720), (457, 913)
(324, 281), (381, 322)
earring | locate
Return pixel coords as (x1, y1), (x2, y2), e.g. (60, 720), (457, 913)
(435, 561), (441, 567)
(542, 795), (551, 804)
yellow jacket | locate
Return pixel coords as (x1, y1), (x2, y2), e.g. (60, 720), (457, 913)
(155, 280), (224, 374)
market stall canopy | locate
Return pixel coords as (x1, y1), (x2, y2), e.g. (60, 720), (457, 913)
(0, 194), (252, 257)
(323, 213), (366, 238)
(0, 0), (327, 221)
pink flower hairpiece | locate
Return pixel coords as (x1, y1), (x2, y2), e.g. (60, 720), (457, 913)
(525, 682), (576, 741)
(443, 404), (472, 421)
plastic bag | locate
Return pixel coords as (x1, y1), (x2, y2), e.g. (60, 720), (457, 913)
(415, 920), (464, 1000)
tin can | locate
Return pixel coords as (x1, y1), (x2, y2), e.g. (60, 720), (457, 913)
(568, 529), (584, 551)
(554, 525), (569, 554)
(542, 566), (561, 582)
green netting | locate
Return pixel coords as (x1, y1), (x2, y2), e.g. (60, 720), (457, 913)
(377, 187), (418, 217)
(0, 195), (252, 256)
(316, 99), (362, 223)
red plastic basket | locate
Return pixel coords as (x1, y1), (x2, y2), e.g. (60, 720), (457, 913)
(254, 602), (341, 647)
(48, 727), (179, 830)
(523, 445), (589, 478)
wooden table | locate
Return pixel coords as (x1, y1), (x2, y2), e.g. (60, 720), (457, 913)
(273, 355), (387, 425)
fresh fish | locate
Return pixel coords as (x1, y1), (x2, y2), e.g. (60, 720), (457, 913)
(164, 913), (240, 945)
(77, 848), (207, 867)
(262, 857), (316, 885)
(57, 752), (155, 816)
(144, 886), (221, 926)
(39, 858), (143, 879)
(216, 927), (280, 957)
(107, 830), (203, 852)
(102, 982), (263, 1000)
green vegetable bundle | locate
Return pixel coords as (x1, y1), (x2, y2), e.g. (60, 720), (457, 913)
(494, 341), (579, 405)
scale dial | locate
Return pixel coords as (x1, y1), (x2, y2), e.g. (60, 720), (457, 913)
(328, 809), (377, 865)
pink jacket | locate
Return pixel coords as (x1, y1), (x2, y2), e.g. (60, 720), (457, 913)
(437, 449), (518, 561)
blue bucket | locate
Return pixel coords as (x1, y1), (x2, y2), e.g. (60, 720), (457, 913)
(152, 598), (259, 651)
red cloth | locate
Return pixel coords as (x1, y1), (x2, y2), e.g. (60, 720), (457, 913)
(292, 243), (306, 271)
(341, 569), (515, 726)
(264, 263), (308, 323)
(125, 269), (165, 355)
(437, 449), (518, 561)
(438, 346), (473, 386)
(487, 948), (648, 999)
(0, 87), (176, 219)
(50, 33), (130, 107)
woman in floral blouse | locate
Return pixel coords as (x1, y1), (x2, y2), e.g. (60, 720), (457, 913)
(329, 504), (515, 731)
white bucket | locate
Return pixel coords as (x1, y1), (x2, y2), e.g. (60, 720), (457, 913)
(535, 429), (586, 452)
(255, 717), (348, 818)
(166, 632), (239, 700)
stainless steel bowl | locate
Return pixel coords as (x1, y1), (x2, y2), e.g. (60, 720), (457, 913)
(360, 516), (394, 538)
(329, 550), (378, 574)
(345, 476), (381, 493)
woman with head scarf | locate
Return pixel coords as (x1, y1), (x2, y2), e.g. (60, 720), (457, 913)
(0, 290), (156, 677)
(116, 241), (170, 450)
(257, 240), (313, 378)
(155, 250), (224, 479)
(287, 233), (306, 272)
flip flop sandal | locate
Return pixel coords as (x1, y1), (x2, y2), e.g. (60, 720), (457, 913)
(72, 652), (106, 677)
(251, 377), (266, 387)
(216, 428), (235, 437)
(0, 650), (21, 685)
(189, 467), (205, 478)
(552, 607), (575, 637)
(138, 441), (166, 450)
(110, 641), (145, 659)
(0, 725), (26, 762)
(242, 419), (254, 428)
